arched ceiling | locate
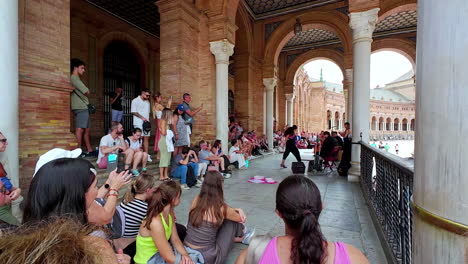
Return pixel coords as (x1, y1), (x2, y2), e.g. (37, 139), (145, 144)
(284, 28), (340, 50)
(86, 0), (160, 37)
(374, 10), (417, 36)
(243, 0), (344, 19)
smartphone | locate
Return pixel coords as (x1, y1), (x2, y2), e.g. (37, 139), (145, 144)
(116, 153), (125, 173)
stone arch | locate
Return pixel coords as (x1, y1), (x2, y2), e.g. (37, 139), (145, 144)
(402, 118), (408, 131)
(410, 118), (415, 131)
(284, 49), (345, 93)
(394, 118), (400, 131)
(386, 117), (392, 131)
(263, 11), (352, 77)
(98, 31), (148, 89)
(372, 38), (416, 70)
(371, 116), (377, 130)
(235, 4), (253, 55)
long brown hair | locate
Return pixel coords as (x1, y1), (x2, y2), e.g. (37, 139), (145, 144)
(189, 171), (226, 228)
(145, 180), (181, 230)
(0, 217), (102, 264)
(123, 173), (155, 204)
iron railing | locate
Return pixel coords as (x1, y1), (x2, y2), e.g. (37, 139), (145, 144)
(360, 142), (413, 264)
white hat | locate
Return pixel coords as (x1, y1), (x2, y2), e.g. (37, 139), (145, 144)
(34, 148), (83, 176)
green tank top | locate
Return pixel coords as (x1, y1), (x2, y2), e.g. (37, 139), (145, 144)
(134, 213), (173, 264)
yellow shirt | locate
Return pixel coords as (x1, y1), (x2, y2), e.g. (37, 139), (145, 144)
(134, 213), (173, 264)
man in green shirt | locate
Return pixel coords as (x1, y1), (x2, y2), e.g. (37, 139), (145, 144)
(71, 58), (93, 156)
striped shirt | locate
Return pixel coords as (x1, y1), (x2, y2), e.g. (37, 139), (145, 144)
(120, 199), (148, 238)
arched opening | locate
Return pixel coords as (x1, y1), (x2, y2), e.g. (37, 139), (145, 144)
(386, 117), (392, 131)
(334, 111), (340, 130)
(410, 119), (415, 131)
(394, 118), (400, 131)
(402, 118), (408, 131)
(103, 41), (141, 134)
(372, 116), (377, 130)
(327, 110), (331, 129)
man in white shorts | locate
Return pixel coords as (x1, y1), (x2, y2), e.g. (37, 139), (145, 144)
(131, 89), (151, 161)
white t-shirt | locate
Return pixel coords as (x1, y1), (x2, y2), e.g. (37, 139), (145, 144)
(97, 134), (123, 164)
(131, 96), (150, 127)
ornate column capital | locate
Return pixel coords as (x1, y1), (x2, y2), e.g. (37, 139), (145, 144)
(349, 8), (379, 43)
(209, 39), (234, 64)
(263, 77), (277, 92)
(285, 93), (295, 102)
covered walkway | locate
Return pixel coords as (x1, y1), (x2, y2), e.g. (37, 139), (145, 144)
(174, 154), (387, 263)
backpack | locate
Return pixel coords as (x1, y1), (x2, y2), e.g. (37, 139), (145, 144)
(95, 198), (126, 239)
(186, 164), (197, 187)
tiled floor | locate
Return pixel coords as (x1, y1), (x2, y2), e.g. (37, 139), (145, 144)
(174, 153), (388, 264)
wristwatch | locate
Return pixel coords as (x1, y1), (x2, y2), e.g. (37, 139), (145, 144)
(104, 183), (110, 189)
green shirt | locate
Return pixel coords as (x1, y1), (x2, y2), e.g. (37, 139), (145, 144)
(70, 75), (89, 110)
(134, 213), (173, 264)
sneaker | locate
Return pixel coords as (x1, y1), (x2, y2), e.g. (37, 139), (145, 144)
(280, 164), (287, 169)
(196, 179), (203, 185)
(223, 173), (232, 179)
(147, 155), (152, 162)
(142, 167), (147, 172)
(131, 169), (140, 176)
(195, 182), (202, 188)
(181, 184), (190, 190)
(242, 227), (256, 245)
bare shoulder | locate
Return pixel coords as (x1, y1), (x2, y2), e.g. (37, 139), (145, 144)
(190, 195), (199, 210)
(345, 243), (369, 264)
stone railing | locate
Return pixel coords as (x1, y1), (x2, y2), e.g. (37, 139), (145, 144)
(360, 142), (413, 264)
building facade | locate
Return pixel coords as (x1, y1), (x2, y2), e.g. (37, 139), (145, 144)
(292, 68), (415, 140)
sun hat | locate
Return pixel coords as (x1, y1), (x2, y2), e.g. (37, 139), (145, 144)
(33, 148), (83, 176)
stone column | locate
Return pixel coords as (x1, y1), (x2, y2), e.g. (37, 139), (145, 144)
(390, 121), (394, 131)
(285, 93), (295, 127)
(345, 69), (354, 124)
(0, 0), (20, 217)
(413, 1), (468, 262)
(348, 8), (379, 182)
(263, 78), (277, 150)
(210, 40), (234, 154)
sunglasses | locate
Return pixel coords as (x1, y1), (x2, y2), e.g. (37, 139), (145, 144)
(0, 139), (6, 143)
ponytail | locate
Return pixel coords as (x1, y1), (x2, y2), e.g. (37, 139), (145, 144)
(291, 210), (327, 264)
(276, 175), (327, 264)
(123, 173), (154, 204)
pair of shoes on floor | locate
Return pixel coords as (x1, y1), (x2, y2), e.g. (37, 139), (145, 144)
(181, 184), (190, 190)
(242, 227), (256, 245)
(280, 164), (287, 168)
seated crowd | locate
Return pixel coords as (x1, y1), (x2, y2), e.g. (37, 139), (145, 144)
(0, 122), (367, 263)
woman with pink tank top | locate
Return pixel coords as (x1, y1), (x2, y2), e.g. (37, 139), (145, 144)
(236, 175), (369, 264)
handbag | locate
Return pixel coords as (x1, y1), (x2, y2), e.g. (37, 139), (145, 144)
(291, 161), (306, 174)
(73, 88), (96, 114)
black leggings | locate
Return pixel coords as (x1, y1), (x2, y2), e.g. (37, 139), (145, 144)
(282, 140), (301, 162)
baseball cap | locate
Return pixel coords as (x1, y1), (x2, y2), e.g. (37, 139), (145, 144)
(177, 104), (186, 111)
(34, 148), (83, 176)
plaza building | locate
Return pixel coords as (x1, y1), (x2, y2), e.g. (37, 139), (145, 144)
(0, 0), (467, 263)
(292, 68), (415, 141)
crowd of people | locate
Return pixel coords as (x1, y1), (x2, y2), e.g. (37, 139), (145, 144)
(0, 58), (369, 263)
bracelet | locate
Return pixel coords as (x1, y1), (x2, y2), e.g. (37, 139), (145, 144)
(109, 188), (119, 193)
(108, 194), (118, 198)
(109, 190), (119, 196)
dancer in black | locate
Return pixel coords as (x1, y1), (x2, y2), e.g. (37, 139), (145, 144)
(280, 125), (302, 168)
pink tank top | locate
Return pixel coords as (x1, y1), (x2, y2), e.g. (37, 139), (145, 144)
(258, 237), (351, 264)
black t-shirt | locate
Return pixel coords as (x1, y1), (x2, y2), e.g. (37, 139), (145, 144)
(110, 92), (123, 111)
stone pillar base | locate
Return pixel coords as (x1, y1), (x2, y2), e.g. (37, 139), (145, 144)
(348, 161), (361, 182)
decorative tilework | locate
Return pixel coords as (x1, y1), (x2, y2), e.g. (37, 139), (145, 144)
(285, 28), (339, 47)
(375, 10), (417, 33)
(265, 21), (283, 41)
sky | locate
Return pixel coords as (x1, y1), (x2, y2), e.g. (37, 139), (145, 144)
(303, 51), (414, 88)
